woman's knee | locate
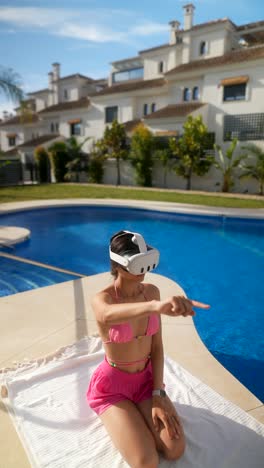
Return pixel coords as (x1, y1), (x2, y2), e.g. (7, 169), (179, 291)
(162, 435), (186, 461)
(133, 449), (159, 468)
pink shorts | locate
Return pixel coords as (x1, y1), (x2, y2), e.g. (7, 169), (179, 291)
(87, 357), (153, 415)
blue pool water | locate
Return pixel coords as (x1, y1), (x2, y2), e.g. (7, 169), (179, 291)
(0, 205), (263, 401)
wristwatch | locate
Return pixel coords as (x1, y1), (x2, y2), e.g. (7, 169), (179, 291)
(152, 388), (167, 397)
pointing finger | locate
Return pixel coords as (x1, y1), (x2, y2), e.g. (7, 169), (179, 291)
(190, 300), (210, 309)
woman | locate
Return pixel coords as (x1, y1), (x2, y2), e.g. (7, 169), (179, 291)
(87, 230), (210, 468)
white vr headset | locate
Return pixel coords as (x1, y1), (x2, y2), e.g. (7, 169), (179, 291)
(109, 231), (160, 275)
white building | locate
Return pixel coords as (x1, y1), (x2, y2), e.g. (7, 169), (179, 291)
(1, 3), (264, 192)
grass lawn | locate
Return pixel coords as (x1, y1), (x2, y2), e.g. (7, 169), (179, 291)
(0, 183), (264, 208)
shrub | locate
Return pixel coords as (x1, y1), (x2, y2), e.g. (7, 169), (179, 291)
(34, 146), (51, 183)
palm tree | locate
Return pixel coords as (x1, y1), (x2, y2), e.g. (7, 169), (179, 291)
(214, 138), (246, 192)
(240, 144), (264, 195)
(0, 66), (24, 102)
(64, 136), (90, 182)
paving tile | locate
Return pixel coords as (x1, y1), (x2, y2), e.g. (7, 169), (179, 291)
(247, 406), (264, 424)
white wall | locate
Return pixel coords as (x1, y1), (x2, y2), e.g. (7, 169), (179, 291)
(35, 96), (49, 112)
(167, 45), (183, 72)
(58, 84), (79, 102)
(190, 28), (227, 61)
(101, 158), (259, 194)
(134, 95), (168, 119)
(143, 52), (168, 80)
(168, 78), (204, 103)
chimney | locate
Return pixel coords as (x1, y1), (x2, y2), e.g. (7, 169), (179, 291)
(183, 3), (195, 30)
(169, 20), (181, 45)
(52, 62), (60, 81)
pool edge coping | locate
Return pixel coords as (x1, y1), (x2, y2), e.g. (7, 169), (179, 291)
(0, 198), (264, 219)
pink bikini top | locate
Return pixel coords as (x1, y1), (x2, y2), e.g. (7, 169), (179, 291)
(103, 285), (160, 344)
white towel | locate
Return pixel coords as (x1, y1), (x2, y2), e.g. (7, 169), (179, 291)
(1, 336), (264, 468)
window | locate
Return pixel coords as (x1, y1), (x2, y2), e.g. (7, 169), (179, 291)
(105, 106), (118, 123)
(8, 136), (16, 147)
(151, 103), (156, 113)
(192, 86), (199, 101)
(70, 122), (81, 136)
(183, 88), (191, 102)
(223, 113), (264, 141)
(159, 61), (164, 73)
(50, 123), (55, 133)
(112, 67), (144, 83)
(143, 104), (148, 116)
(64, 89), (68, 100)
(223, 84), (246, 102)
(200, 41), (207, 56)
(55, 123), (59, 133)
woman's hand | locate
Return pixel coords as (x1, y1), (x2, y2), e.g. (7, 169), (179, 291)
(152, 395), (183, 440)
(156, 296), (210, 317)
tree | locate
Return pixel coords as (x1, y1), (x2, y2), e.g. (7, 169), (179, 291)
(239, 144), (264, 195)
(64, 136), (90, 182)
(214, 138), (246, 193)
(169, 115), (214, 190)
(48, 141), (70, 182)
(130, 124), (154, 187)
(101, 120), (128, 185)
(88, 140), (106, 184)
(153, 138), (174, 188)
(0, 66), (24, 102)
(34, 146), (51, 183)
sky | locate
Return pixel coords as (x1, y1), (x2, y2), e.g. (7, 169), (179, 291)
(0, 0), (263, 117)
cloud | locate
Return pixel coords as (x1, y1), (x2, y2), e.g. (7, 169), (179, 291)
(0, 7), (169, 44)
(0, 7), (78, 28)
(131, 22), (169, 36)
(57, 23), (127, 44)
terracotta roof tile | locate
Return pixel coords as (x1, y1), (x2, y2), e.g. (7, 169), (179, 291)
(52, 73), (94, 83)
(237, 20), (264, 31)
(166, 45), (264, 76)
(28, 88), (50, 95)
(92, 78), (167, 97)
(144, 102), (206, 119)
(191, 18), (234, 31)
(0, 113), (39, 127)
(17, 134), (61, 148)
(3, 135), (62, 153)
(139, 43), (170, 55)
(38, 97), (90, 114)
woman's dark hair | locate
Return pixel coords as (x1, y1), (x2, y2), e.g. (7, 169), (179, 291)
(109, 230), (140, 277)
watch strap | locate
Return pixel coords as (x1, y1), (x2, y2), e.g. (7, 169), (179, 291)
(152, 388), (166, 397)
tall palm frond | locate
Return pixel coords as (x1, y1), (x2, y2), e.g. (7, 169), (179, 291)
(213, 138), (246, 192)
(240, 143), (264, 195)
(0, 66), (24, 102)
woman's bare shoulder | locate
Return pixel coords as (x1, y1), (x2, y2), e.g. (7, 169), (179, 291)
(91, 284), (115, 324)
(143, 282), (160, 300)
(92, 284), (115, 304)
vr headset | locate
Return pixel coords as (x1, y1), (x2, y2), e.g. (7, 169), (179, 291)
(109, 231), (160, 275)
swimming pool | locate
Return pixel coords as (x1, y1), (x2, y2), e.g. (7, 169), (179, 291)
(0, 205), (263, 401)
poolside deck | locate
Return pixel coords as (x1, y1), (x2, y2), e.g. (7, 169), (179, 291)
(0, 199), (263, 467)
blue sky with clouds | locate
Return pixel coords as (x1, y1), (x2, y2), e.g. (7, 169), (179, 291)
(0, 0), (263, 115)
